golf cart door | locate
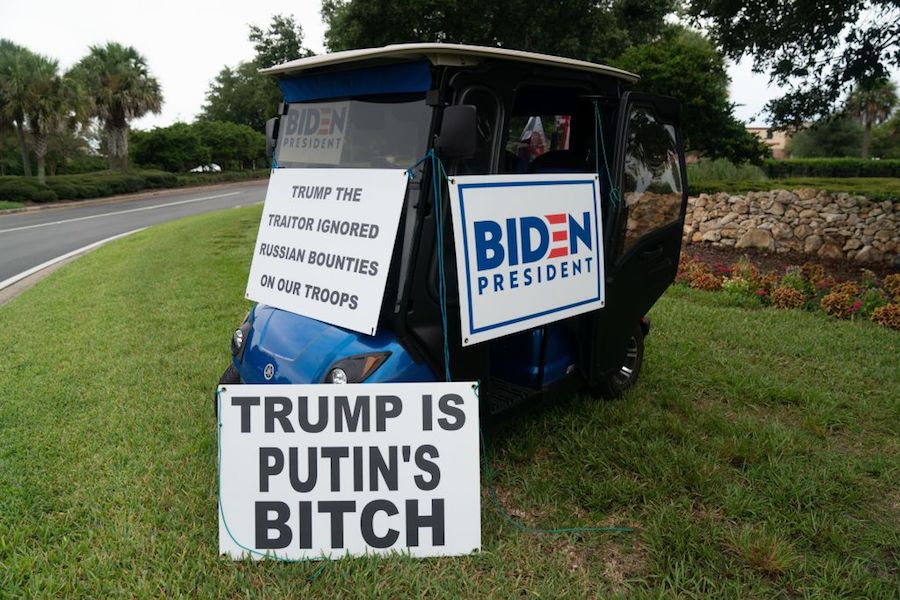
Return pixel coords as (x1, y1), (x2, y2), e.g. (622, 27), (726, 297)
(590, 92), (687, 386)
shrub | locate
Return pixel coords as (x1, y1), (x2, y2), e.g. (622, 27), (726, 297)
(821, 292), (858, 319)
(831, 281), (862, 297)
(859, 288), (889, 318)
(689, 177), (900, 202)
(884, 274), (900, 300)
(780, 267), (812, 295)
(0, 179), (58, 203)
(731, 257), (761, 284)
(801, 263), (826, 287)
(771, 286), (806, 309)
(759, 271), (780, 292)
(687, 159), (768, 183)
(871, 303), (900, 330)
(721, 277), (762, 307)
(689, 271), (722, 291)
(763, 158), (900, 178)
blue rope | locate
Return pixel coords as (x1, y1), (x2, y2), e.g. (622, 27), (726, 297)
(216, 390), (330, 580)
(593, 100), (620, 209)
(406, 149), (451, 382)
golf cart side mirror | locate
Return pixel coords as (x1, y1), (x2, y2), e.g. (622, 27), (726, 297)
(435, 105), (476, 159)
(265, 117), (279, 159)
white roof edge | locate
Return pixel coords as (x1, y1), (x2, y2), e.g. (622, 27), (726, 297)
(259, 42), (639, 83)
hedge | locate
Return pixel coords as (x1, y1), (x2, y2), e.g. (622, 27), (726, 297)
(0, 170), (268, 204)
(763, 158), (900, 178)
(689, 177), (900, 202)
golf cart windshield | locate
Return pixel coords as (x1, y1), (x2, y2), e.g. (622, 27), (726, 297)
(275, 96), (431, 169)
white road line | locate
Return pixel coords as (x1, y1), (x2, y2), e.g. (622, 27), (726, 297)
(0, 228), (147, 292)
(0, 191), (242, 234)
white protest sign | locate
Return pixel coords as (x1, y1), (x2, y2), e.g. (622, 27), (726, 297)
(218, 382), (480, 560)
(246, 168), (408, 336)
(449, 174), (605, 346)
(277, 102), (349, 165)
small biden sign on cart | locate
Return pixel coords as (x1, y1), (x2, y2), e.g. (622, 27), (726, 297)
(217, 383), (480, 560)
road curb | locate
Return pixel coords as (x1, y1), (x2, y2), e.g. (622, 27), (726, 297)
(0, 177), (268, 217)
(0, 227), (147, 305)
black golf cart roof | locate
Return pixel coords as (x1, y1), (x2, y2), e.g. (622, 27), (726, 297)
(259, 42), (639, 84)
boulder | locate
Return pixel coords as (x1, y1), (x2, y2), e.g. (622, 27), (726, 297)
(772, 223), (794, 239)
(804, 234), (823, 253)
(766, 202), (786, 216)
(735, 228), (775, 251)
(843, 238), (862, 251)
(817, 241), (844, 260)
(853, 246), (883, 263)
(719, 212), (738, 226)
(793, 224), (812, 239)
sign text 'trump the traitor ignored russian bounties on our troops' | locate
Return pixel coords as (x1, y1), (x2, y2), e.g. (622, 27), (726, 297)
(246, 168), (408, 335)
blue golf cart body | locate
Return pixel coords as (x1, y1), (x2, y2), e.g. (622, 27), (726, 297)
(220, 43), (687, 414)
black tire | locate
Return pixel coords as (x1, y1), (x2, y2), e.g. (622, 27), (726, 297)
(215, 363), (241, 416)
(596, 322), (644, 399)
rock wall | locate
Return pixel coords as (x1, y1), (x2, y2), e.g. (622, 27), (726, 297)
(682, 189), (899, 264)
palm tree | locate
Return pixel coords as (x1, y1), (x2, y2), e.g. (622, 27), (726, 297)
(71, 43), (162, 171)
(26, 56), (85, 183)
(0, 39), (38, 176)
(845, 78), (898, 159)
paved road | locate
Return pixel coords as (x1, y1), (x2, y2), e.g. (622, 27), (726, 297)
(0, 181), (267, 285)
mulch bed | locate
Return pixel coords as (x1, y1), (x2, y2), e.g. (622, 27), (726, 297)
(683, 244), (898, 282)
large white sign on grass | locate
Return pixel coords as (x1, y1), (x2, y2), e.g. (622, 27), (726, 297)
(246, 168), (408, 335)
(449, 174), (605, 346)
(217, 383), (480, 560)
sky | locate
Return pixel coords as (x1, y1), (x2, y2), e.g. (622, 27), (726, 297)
(0, 1), (886, 129)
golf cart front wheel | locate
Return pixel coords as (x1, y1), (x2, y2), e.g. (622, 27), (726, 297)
(597, 323), (644, 399)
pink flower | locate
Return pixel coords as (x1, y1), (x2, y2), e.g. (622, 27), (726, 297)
(851, 300), (863, 313)
(756, 289), (767, 297)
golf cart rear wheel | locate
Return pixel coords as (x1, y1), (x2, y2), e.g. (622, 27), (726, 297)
(598, 323), (644, 399)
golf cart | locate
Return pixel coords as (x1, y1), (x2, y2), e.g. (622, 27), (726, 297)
(219, 43), (687, 414)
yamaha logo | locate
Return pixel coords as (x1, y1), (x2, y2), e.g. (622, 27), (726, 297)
(263, 363), (275, 380)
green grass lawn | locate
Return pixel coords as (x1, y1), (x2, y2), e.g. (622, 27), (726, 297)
(0, 200), (23, 211)
(0, 206), (897, 598)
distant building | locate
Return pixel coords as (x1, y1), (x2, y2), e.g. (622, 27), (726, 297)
(746, 127), (792, 159)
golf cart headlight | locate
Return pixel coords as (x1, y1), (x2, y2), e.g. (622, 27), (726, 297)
(328, 368), (348, 385)
(323, 352), (391, 383)
(230, 319), (251, 361)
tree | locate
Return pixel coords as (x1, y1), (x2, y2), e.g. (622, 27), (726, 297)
(322, 2), (765, 161)
(0, 39), (37, 176)
(131, 123), (209, 172)
(249, 14), (313, 69)
(870, 112), (900, 158)
(614, 28), (769, 162)
(199, 62), (280, 132)
(844, 78), (898, 158)
(192, 120), (265, 169)
(787, 117), (864, 158)
(25, 56), (85, 183)
(321, 0), (674, 61)
(688, 0), (900, 127)
(71, 42), (162, 171)
(201, 14), (312, 131)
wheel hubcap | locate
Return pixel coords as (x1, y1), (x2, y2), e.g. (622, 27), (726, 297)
(613, 336), (639, 387)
